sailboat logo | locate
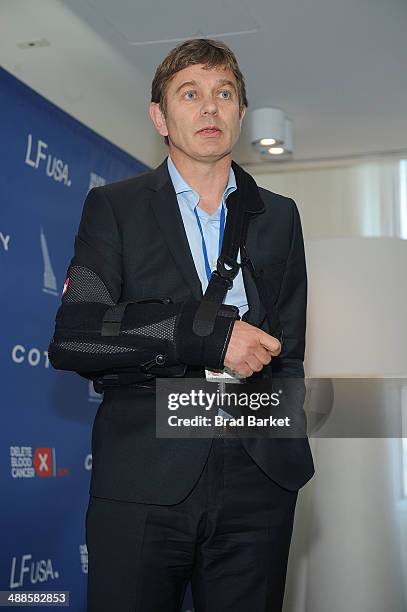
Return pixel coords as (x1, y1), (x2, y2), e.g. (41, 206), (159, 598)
(88, 172), (106, 191)
(40, 227), (58, 296)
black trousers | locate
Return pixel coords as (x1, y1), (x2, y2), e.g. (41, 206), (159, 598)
(86, 438), (298, 612)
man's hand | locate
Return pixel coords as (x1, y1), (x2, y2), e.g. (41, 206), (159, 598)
(223, 320), (281, 378)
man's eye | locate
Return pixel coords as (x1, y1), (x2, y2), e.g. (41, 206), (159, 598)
(184, 91), (196, 100)
(219, 90), (232, 99)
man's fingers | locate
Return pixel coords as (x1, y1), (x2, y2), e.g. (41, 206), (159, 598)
(253, 345), (273, 365)
(245, 355), (265, 373)
(259, 334), (281, 357)
(257, 330), (281, 355)
(240, 364), (254, 377)
(224, 321), (281, 376)
(262, 341), (281, 356)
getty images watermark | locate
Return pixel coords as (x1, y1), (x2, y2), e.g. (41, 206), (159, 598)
(156, 377), (407, 439)
(167, 387), (290, 430)
(155, 378), (309, 439)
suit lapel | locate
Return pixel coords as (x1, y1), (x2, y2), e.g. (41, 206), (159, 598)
(146, 157), (267, 324)
(241, 256), (267, 327)
(148, 159), (203, 301)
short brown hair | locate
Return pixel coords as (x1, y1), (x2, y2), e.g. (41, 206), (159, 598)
(151, 38), (248, 146)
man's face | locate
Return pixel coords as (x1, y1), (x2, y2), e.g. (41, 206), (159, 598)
(150, 63), (246, 163)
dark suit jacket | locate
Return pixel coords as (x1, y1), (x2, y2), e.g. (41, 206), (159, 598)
(53, 156), (314, 503)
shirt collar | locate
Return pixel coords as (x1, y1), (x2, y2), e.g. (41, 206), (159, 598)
(167, 154), (236, 215)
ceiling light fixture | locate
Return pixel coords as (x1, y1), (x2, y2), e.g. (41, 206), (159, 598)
(249, 107), (293, 159)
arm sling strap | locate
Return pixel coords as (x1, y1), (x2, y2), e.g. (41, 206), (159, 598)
(192, 161), (283, 342)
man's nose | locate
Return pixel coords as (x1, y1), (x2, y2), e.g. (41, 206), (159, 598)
(200, 96), (218, 115)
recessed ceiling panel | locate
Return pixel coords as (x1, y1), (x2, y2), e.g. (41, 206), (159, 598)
(85, 0), (258, 45)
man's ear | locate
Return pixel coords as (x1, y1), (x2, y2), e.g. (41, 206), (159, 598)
(239, 105), (247, 127)
(149, 102), (168, 137)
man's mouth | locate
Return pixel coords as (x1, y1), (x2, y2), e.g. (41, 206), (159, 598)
(197, 127), (222, 136)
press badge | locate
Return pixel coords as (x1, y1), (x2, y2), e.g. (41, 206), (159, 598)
(204, 367), (246, 383)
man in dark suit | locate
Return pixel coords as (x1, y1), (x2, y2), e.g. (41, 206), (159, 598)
(49, 38), (314, 611)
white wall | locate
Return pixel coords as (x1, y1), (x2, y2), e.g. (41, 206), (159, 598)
(0, 0), (166, 168)
(253, 158), (406, 241)
(253, 159), (407, 612)
(252, 158), (407, 377)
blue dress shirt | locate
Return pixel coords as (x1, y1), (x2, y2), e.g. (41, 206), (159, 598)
(166, 154), (249, 320)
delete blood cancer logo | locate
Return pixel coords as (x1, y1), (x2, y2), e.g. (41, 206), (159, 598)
(32, 448), (54, 477)
(10, 446), (69, 479)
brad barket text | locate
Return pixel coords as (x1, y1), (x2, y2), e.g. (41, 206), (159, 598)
(167, 415), (291, 428)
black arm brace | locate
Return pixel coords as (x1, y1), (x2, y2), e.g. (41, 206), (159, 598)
(48, 265), (239, 384)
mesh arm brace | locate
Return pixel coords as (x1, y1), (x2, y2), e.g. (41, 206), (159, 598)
(48, 265), (239, 377)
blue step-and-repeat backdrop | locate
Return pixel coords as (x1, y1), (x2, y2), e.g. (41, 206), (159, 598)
(0, 66), (194, 611)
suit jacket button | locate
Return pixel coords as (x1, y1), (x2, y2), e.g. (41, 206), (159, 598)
(155, 354), (167, 365)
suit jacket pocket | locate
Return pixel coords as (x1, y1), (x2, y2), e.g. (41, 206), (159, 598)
(101, 390), (156, 425)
